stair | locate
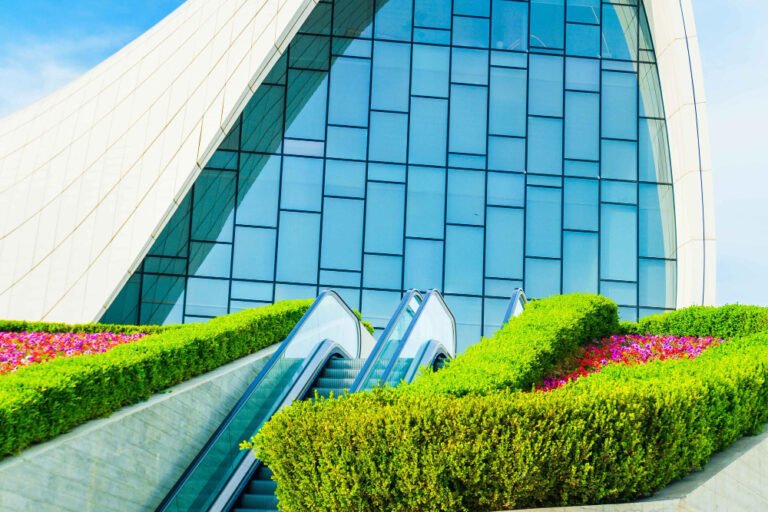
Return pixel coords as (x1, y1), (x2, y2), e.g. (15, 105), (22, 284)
(233, 356), (365, 512)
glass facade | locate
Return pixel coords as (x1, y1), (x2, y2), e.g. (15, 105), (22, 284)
(104, 0), (677, 350)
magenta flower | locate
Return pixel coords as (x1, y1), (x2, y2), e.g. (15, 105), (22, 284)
(538, 334), (725, 392)
(0, 331), (146, 375)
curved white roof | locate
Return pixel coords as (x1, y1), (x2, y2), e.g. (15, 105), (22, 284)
(0, 0), (317, 321)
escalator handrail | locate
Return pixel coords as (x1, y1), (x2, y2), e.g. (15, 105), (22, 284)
(215, 341), (353, 512)
(380, 290), (456, 386)
(503, 288), (528, 324)
(157, 290), (361, 512)
(401, 339), (451, 384)
(351, 289), (423, 392)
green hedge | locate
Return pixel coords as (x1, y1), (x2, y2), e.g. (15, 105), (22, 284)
(0, 319), (168, 335)
(627, 304), (768, 339)
(0, 300), (311, 458)
(253, 300), (768, 511)
(409, 293), (619, 396)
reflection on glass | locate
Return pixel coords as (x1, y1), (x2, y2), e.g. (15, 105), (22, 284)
(105, 0), (678, 342)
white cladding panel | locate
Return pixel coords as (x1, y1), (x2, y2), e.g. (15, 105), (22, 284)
(645, 0), (715, 307)
(0, 0), (317, 322)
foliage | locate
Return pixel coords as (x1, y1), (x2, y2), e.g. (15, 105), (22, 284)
(626, 304), (768, 339)
(408, 294), (619, 396)
(0, 319), (164, 335)
(253, 299), (768, 511)
(0, 300), (310, 458)
(538, 334), (724, 391)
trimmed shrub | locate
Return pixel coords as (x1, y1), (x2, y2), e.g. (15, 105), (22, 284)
(0, 319), (167, 335)
(0, 300), (310, 457)
(627, 304), (768, 339)
(253, 300), (768, 511)
(409, 294), (619, 396)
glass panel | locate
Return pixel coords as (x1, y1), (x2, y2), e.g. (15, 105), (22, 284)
(602, 71), (638, 140)
(372, 41), (411, 112)
(276, 211), (320, 283)
(492, 0), (528, 51)
(453, 16), (490, 48)
(640, 183), (676, 259)
(321, 198), (364, 271)
(489, 67), (527, 137)
(529, 55), (564, 117)
(404, 239), (444, 290)
(364, 182), (405, 255)
(409, 98), (448, 166)
(412, 44), (450, 97)
(565, 91), (599, 161)
(487, 172), (524, 208)
(450, 85), (488, 154)
(370, 112), (408, 163)
(563, 231), (598, 293)
(445, 226), (484, 295)
(329, 57), (371, 127)
(530, 0), (565, 49)
(445, 295), (482, 353)
(526, 186), (562, 258)
(602, 4), (638, 61)
(601, 204), (637, 282)
(407, 166), (445, 239)
(192, 171), (235, 243)
(528, 117), (563, 175)
(448, 169), (485, 226)
(486, 207), (524, 280)
(364, 254), (402, 290)
(564, 178), (598, 231)
(525, 258), (561, 299)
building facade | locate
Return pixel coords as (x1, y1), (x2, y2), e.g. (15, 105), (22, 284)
(0, 0), (714, 349)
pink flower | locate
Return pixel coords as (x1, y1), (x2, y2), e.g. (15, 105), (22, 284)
(0, 331), (146, 375)
(537, 334), (725, 392)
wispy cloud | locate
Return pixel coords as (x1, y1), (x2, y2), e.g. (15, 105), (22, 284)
(0, 31), (132, 118)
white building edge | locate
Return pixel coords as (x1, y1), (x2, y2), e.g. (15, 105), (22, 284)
(0, 0), (715, 323)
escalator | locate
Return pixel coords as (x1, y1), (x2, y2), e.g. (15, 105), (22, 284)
(158, 288), (524, 512)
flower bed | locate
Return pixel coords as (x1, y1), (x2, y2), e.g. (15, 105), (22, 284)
(0, 331), (146, 375)
(538, 334), (725, 391)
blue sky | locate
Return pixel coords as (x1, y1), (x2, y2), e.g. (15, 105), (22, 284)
(0, 0), (763, 306)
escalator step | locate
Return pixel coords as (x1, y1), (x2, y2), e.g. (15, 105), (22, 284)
(326, 358), (365, 370)
(316, 376), (355, 389)
(255, 465), (273, 480)
(247, 480), (277, 494)
(241, 494), (279, 509)
(322, 368), (360, 379)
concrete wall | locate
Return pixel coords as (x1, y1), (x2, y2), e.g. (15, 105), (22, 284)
(511, 426), (768, 512)
(0, 343), (278, 512)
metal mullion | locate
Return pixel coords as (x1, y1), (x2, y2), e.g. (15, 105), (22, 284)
(441, 0), (455, 296)
(316, 7), (335, 295)
(480, 0), (493, 336)
(400, 0), (416, 296)
(560, 0), (567, 296)
(359, 0), (377, 309)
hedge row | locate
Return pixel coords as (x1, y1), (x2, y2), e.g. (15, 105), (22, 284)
(627, 304), (768, 339)
(0, 300), (311, 457)
(0, 319), (168, 335)
(409, 293), (619, 396)
(253, 299), (768, 511)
